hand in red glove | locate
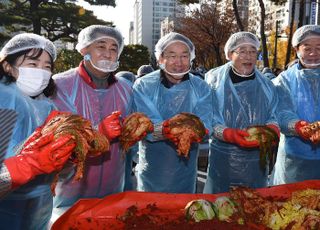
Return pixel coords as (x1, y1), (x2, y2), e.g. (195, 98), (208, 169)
(98, 111), (122, 140)
(295, 120), (310, 140)
(191, 128), (209, 143)
(162, 120), (182, 145)
(4, 132), (75, 188)
(45, 110), (67, 123)
(223, 128), (259, 148)
(266, 124), (280, 139)
(162, 122), (209, 144)
(23, 110), (69, 147)
(162, 120), (179, 145)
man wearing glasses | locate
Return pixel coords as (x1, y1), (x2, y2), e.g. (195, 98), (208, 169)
(132, 32), (212, 193)
(204, 32), (280, 194)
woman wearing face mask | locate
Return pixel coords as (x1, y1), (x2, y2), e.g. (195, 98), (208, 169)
(271, 25), (320, 185)
(204, 32), (280, 194)
(0, 33), (72, 230)
(132, 32), (212, 193)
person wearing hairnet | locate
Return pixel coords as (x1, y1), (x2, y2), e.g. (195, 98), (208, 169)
(0, 33), (76, 230)
(136, 64), (154, 78)
(204, 32), (280, 194)
(116, 70), (136, 83)
(51, 25), (133, 220)
(133, 32), (212, 193)
(272, 25), (320, 185)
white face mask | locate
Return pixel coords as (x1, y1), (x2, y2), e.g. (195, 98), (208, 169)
(84, 54), (119, 73)
(231, 63), (255, 77)
(159, 63), (191, 79)
(16, 67), (51, 97)
(297, 52), (320, 68)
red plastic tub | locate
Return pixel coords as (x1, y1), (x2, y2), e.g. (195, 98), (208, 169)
(51, 180), (320, 230)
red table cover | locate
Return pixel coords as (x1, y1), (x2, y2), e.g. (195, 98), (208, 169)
(51, 180), (320, 230)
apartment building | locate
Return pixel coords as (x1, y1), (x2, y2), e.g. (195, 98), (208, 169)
(131, 0), (184, 53)
(249, 0), (320, 36)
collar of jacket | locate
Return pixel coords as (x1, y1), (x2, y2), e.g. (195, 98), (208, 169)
(78, 61), (117, 89)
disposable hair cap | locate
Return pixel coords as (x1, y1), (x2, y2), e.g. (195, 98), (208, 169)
(292, 25), (320, 47)
(0, 33), (56, 61)
(115, 71), (136, 83)
(224, 32), (260, 60)
(137, 65), (154, 77)
(76, 25), (124, 58)
(154, 32), (195, 61)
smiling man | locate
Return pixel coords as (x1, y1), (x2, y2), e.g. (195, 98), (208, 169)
(204, 32), (280, 194)
(271, 25), (320, 186)
(50, 25), (133, 222)
(132, 32), (212, 193)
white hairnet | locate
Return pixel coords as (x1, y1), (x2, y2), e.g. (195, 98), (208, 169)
(115, 71), (136, 83)
(292, 25), (320, 47)
(76, 25), (124, 58)
(154, 32), (195, 61)
(224, 32), (260, 60)
(137, 65), (154, 77)
(0, 33), (56, 61)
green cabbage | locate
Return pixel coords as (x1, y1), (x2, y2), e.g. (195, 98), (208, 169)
(185, 199), (216, 222)
(214, 196), (237, 222)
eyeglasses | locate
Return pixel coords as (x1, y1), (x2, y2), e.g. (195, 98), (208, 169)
(163, 54), (190, 62)
(299, 46), (320, 55)
(233, 50), (258, 58)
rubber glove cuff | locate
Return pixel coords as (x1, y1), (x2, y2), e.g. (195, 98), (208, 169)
(4, 156), (35, 188)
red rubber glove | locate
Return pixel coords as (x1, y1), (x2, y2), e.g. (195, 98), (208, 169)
(22, 110), (69, 147)
(162, 120), (180, 145)
(4, 132), (75, 188)
(192, 128), (209, 143)
(98, 111), (122, 140)
(223, 128), (259, 148)
(295, 120), (310, 140)
(266, 124), (280, 139)
(162, 122), (209, 144)
(45, 110), (67, 123)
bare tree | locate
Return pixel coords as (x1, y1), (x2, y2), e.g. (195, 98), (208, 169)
(232, 0), (244, 31)
(176, 3), (237, 68)
(285, 0), (296, 67)
(298, 0), (305, 28)
(257, 0), (269, 67)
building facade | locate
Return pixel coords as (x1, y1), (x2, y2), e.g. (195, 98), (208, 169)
(131, 0), (184, 53)
(249, 0), (320, 36)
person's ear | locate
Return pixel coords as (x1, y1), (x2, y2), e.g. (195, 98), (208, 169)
(2, 61), (18, 79)
(158, 55), (165, 65)
(79, 47), (88, 56)
(2, 61), (13, 73)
